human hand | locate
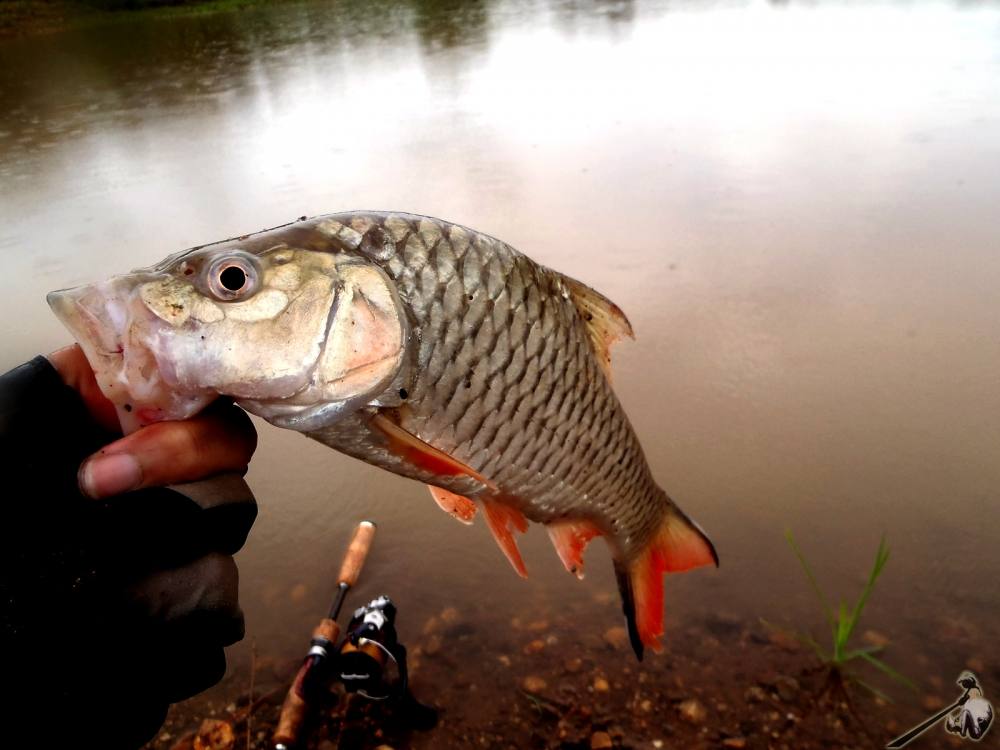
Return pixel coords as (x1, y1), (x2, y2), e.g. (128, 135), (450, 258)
(0, 346), (260, 746)
(47, 344), (257, 498)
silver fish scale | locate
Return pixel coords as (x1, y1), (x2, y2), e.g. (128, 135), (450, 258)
(328, 212), (671, 561)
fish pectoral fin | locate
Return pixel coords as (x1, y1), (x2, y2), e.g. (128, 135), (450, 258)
(427, 484), (477, 525)
(546, 519), (603, 579)
(482, 500), (529, 578)
(561, 275), (634, 380)
(371, 412), (498, 491)
(616, 505), (717, 660)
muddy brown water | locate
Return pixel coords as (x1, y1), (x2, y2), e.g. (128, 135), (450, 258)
(1, 1), (998, 747)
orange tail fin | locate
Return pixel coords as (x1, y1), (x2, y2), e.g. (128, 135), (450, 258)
(615, 504), (717, 660)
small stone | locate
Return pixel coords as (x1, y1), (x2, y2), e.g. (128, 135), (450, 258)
(594, 676), (610, 693)
(590, 730), (613, 749)
(523, 639), (546, 655)
(722, 739), (747, 749)
(498, 655), (511, 667)
(565, 657), (583, 673)
(603, 626), (629, 650)
(923, 695), (944, 711)
(527, 619), (549, 631)
(440, 607), (460, 624)
(638, 699), (652, 713)
(745, 684), (768, 703)
(289, 583), (307, 603)
(593, 591), (615, 605)
(374, 746), (395, 750)
(652, 740), (664, 748)
(422, 616), (440, 635)
(425, 634), (442, 656)
(774, 675), (800, 702)
(863, 629), (890, 648)
(193, 719), (235, 750)
(523, 675), (547, 694)
(677, 698), (707, 724)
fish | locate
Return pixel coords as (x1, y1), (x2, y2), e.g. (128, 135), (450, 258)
(48, 211), (718, 659)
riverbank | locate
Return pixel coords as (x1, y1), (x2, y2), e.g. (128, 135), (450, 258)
(0, 0), (287, 38)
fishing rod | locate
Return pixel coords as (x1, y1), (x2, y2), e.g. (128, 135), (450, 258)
(273, 520), (377, 750)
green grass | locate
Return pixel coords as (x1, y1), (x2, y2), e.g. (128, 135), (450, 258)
(779, 530), (916, 700)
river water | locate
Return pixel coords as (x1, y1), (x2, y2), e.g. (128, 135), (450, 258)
(1, 0), (998, 745)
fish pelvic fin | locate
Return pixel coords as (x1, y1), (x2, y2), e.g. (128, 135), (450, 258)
(560, 274), (634, 381)
(427, 484), (477, 525)
(482, 500), (529, 578)
(617, 503), (718, 660)
(371, 412), (498, 491)
(547, 518), (603, 579)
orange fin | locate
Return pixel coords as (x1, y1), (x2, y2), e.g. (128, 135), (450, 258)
(615, 506), (717, 660)
(546, 519), (602, 579)
(482, 500), (529, 578)
(427, 485), (477, 525)
(561, 275), (634, 380)
(372, 412), (498, 491)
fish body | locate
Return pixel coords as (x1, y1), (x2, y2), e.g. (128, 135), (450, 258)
(48, 211), (717, 657)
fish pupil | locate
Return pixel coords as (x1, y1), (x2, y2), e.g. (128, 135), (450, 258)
(220, 265), (247, 291)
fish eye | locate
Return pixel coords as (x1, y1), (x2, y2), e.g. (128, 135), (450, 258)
(206, 254), (260, 301)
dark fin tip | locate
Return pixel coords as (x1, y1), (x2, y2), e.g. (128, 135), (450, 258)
(614, 562), (644, 661)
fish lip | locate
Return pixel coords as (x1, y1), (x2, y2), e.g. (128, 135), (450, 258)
(47, 277), (193, 425)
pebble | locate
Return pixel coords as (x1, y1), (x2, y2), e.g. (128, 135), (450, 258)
(193, 718), (235, 750)
(565, 657), (583, 673)
(527, 619), (549, 631)
(922, 695), (944, 711)
(425, 634), (442, 656)
(603, 626), (629, 650)
(774, 675), (800, 702)
(966, 657), (986, 673)
(422, 616), (440, 635)
(523, 675), (547, 694)
(523, 639), (546, 655)
(590, 730), (613, 749)
(722, 739), (748, 749)
(440, 606), (460, 624)
(594, 676), (611, 693)
(497, 655), (511, 667)
(744, 685), (768, 703)
(862, 629), (890, 648)
(677, 698), (707, 724)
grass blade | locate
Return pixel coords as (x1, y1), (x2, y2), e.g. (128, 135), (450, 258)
(785, 529), (836, 633)
(858, 651), (918, 691)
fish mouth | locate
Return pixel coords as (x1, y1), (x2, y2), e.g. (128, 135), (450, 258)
(48, 277), (212, 430)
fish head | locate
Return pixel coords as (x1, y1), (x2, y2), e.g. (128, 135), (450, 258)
(48, 222), (410, 432)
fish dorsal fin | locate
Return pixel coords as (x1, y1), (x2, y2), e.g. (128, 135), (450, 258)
(427, 484), (477, 525)
(561, 275), (634, 380)
(546, 519), (603, 580)
(371, 413), (498, 491)
(482, 500), (529, 578)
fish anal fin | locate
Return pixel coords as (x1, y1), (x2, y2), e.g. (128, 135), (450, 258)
(561, 275), (634, 380)
(547, 519), (602, 579)
(427, 484), (477, 525)
(482, 500), (529, 578)
(620, 507), (718, 657)
(372, 412), (498, 491)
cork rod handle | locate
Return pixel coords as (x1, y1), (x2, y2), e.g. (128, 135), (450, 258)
(336, 520), (376, 587)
